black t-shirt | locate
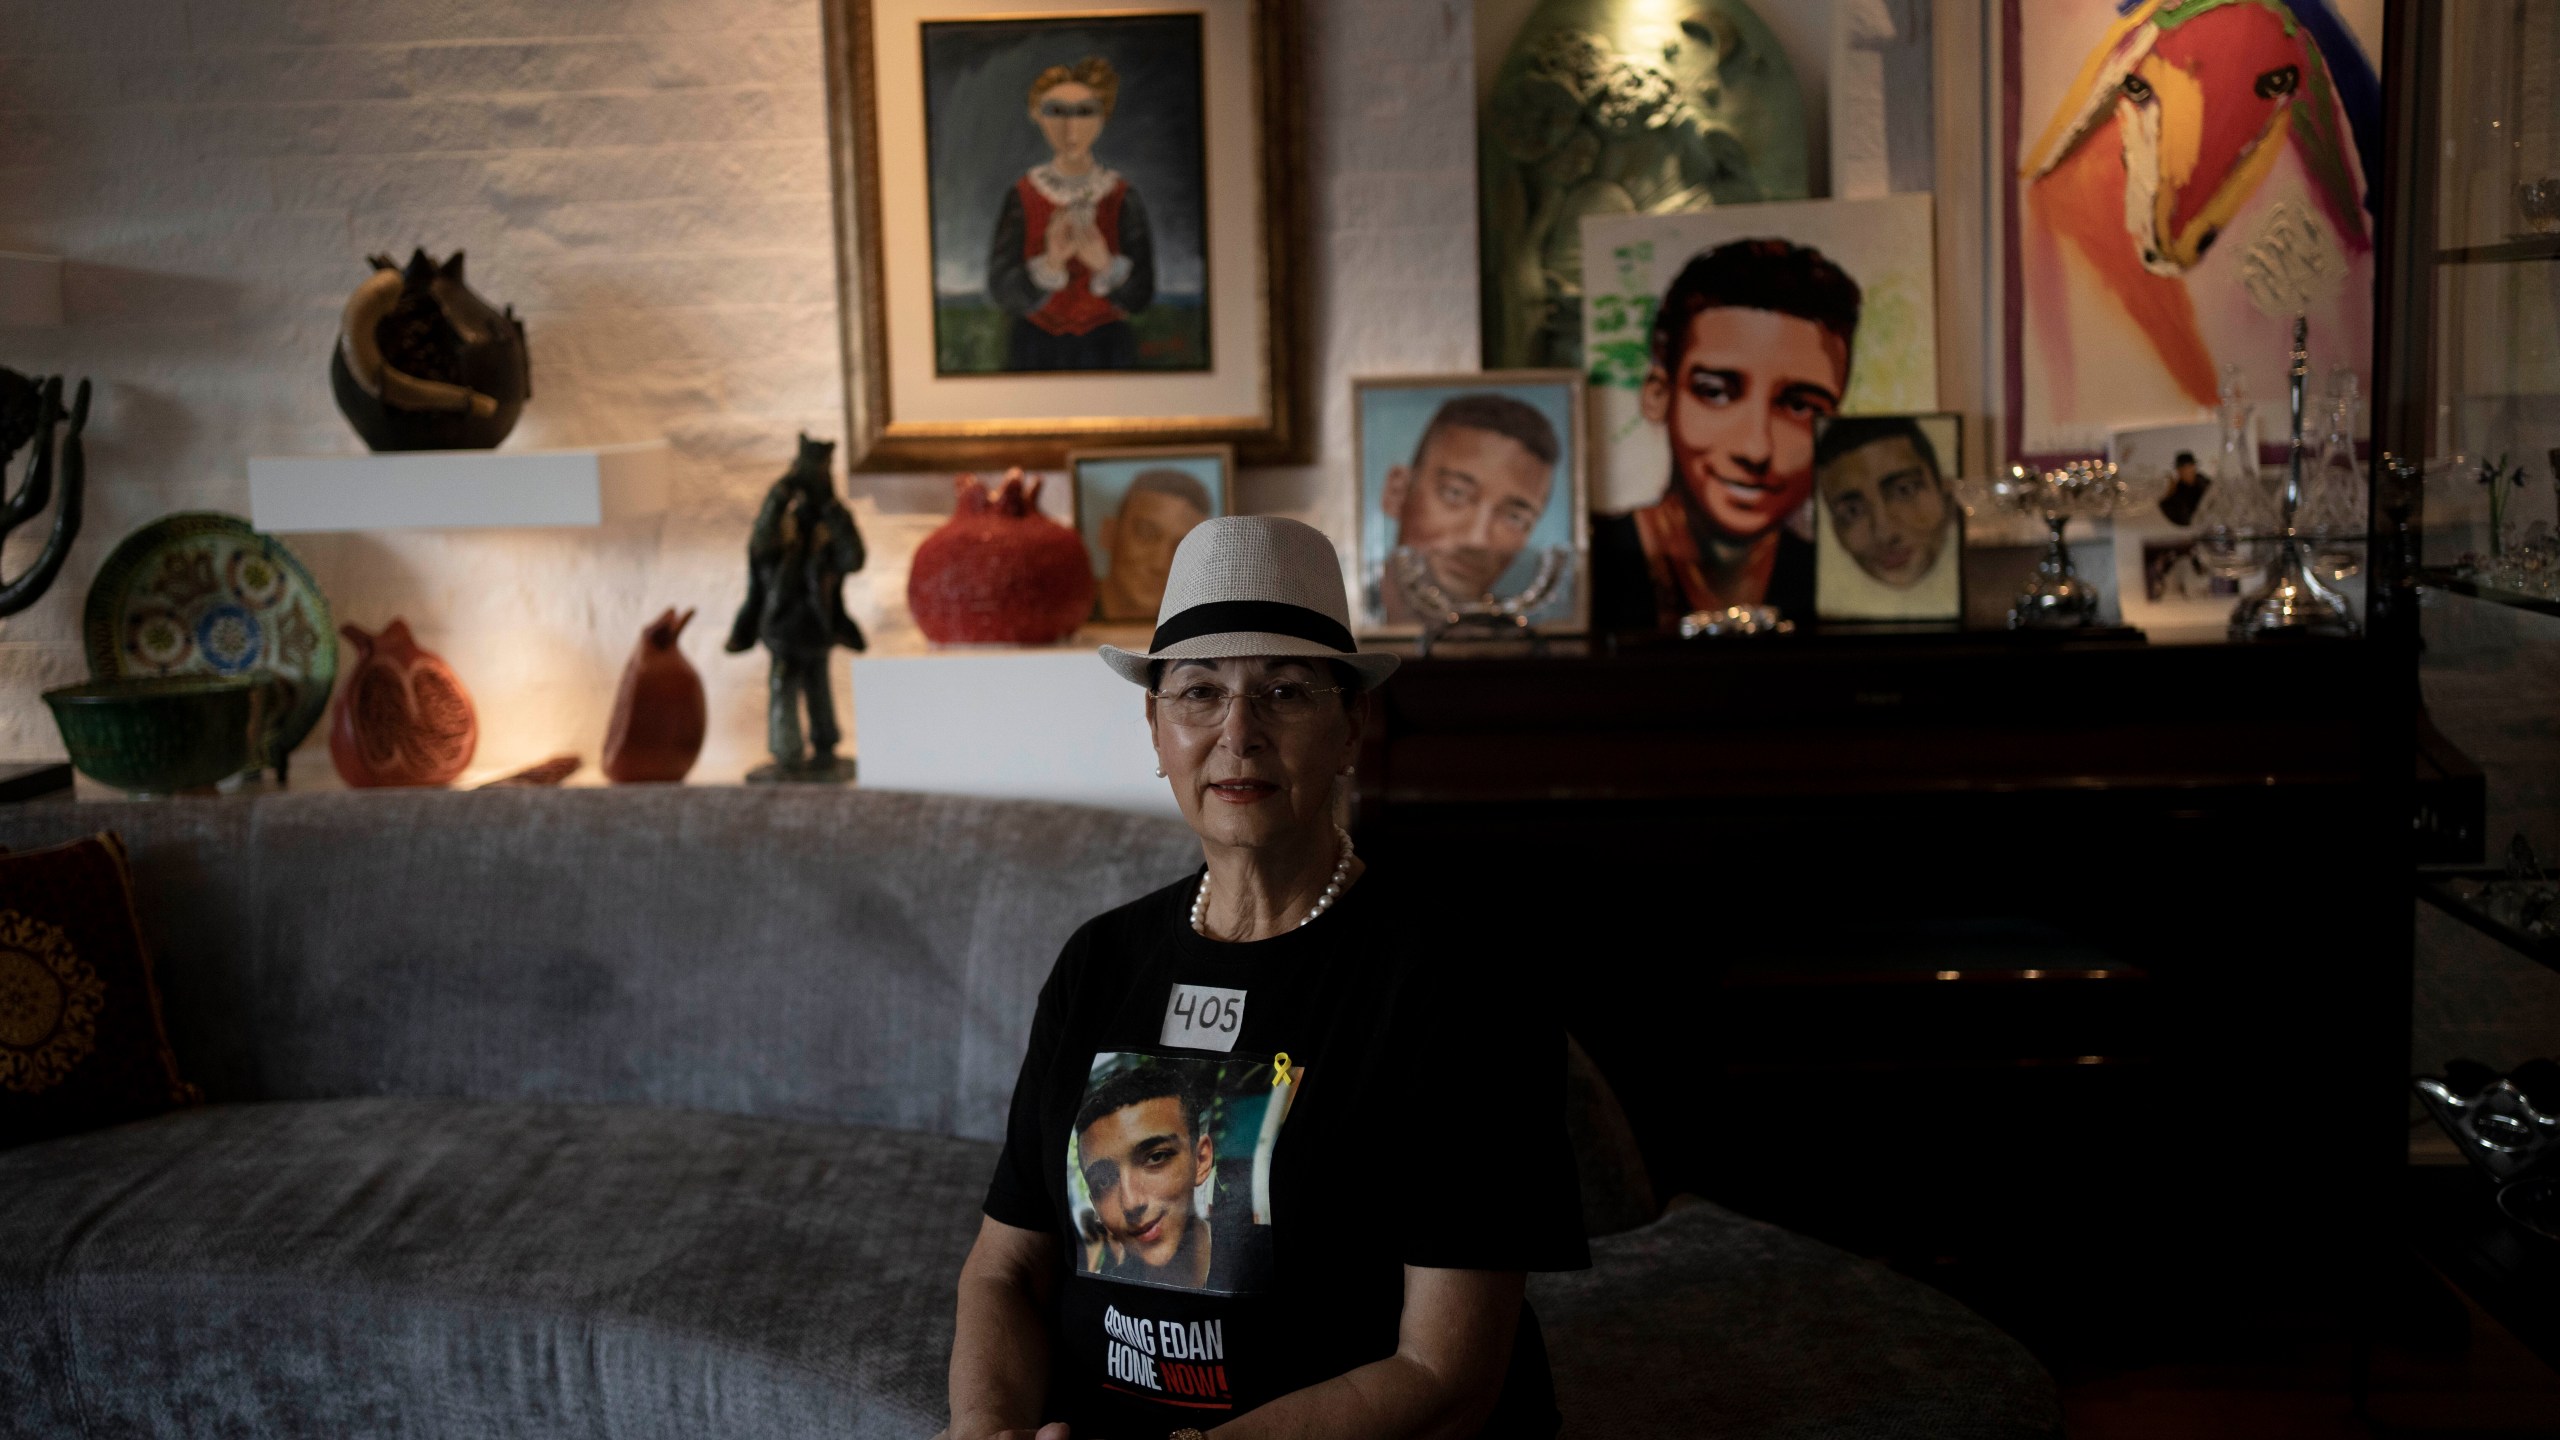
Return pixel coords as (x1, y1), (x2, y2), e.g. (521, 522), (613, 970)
(984, 868), (1589, 1438)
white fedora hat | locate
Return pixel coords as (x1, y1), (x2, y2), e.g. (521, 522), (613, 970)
(1098, 515), (1399, 690)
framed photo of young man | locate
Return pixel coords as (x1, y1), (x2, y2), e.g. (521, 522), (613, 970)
(1810, 412), (1965, 623)
(821, 0), (1304, 470)
(1350, 372), (1589, 637)
(1068, 444), (1236, 622)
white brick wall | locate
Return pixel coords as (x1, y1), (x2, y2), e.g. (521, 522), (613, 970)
(0, 0), (1481, 781)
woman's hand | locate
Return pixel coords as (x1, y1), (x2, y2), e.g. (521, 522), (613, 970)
(947, 1218), (1064, 1440)
(1203, 1267), (1525, 1440)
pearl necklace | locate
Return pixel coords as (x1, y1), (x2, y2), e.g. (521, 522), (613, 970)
(1192, 827), (1354, 938)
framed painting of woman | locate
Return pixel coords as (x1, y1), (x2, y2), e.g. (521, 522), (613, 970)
(822, 0), (1304, 470)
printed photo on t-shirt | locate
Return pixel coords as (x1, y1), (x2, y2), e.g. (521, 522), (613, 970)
(1068, 1049), (1301, 1296)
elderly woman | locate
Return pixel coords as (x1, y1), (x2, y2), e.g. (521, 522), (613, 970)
(944, 517), (1587, 1440)
(986, 55), (1156, 373)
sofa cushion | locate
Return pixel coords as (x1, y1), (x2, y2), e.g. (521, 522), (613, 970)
(1533, 1200), (2062, 1439)
(2, 1100), (2058, 1439)
(0, 832), (198, 1149)
(0, 1098), (993, 1439)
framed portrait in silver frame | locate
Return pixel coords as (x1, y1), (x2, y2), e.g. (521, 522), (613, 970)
(1810, 412), (1964, 623)
(1067, 443), (1235, 623)
(1349, 371), (1590, 638)
(821, 0), (1304, 470)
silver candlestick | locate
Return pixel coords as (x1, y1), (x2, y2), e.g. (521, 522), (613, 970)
(2229, 315), (2359, 640)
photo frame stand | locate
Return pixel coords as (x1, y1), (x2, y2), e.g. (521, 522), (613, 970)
(1389, 545), (1571, 656)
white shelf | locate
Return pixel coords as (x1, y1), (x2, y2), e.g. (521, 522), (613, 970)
(248, 441), (671, 533)
(0, 251), (64, 327)
(851, 648), (1172, 818)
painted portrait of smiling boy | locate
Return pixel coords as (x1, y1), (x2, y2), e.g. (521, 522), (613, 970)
(1578, 197), (1941, 633)
(1589, 238), (1860, 632)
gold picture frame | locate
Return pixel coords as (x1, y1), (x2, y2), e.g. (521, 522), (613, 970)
(820, 0), (1305, 471)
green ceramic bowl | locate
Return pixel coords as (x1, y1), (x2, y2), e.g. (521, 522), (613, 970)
(43, 675), (263, 796)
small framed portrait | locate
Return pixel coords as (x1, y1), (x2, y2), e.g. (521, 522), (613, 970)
(1350, 372), (1589, 636)
(2107, 419), (2261, 640)
(1069, 444), (1235, 622)
(822, 0), (1305, 470)
(1810, 412), (1964, 623)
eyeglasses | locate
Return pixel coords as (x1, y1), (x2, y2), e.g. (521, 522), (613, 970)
(1038, 100), (1102, 120)
(1149, 680), (1347, 728)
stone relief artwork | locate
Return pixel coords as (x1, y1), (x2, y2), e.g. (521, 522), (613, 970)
(1478, 0), (1809, 371)
(2009, 0), (2383, 458)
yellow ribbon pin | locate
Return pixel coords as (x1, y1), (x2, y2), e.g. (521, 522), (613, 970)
(1270, 1052), (1291, 1087)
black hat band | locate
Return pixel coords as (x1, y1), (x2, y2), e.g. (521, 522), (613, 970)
(1149, 600), (1356, 656)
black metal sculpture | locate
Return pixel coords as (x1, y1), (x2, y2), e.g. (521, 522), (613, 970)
(725, 435), (867, 782)
(0, 366), (90, 618)
(330, 249), (531, 452)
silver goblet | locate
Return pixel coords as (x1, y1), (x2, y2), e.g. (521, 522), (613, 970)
(1973, 460), (2128, 629)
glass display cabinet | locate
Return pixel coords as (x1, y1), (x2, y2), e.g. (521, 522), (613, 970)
(2381, 0), (2560, 1369)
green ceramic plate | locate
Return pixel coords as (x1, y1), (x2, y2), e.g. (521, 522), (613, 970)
(82, 512), (336, 771)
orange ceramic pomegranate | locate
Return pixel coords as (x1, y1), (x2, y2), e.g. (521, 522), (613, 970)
(906, 468), (1095, 645)
(602, 607), (706, 783)
(329, 618), (477, 787)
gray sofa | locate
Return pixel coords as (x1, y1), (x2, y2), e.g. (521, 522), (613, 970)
(0, 788), (2059, 1438)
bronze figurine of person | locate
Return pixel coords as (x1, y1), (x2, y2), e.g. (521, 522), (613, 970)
(725, 434), (866, 782)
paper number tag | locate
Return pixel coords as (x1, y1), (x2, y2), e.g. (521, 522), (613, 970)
(1159, 983), (1246, 1052)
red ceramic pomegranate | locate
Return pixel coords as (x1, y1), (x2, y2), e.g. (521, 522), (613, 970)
(907, 468), (1096, 645)
(602, 606), (706, 783)
(329, 618), (477, 788)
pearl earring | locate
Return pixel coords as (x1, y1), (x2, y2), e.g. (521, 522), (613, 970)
(1154, 765), (1166, 778)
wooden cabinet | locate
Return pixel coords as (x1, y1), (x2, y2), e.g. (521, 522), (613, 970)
(1354, 635), (2408, 1331)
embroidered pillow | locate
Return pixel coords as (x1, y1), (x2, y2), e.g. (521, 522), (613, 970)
(0, 831), (198, 1147)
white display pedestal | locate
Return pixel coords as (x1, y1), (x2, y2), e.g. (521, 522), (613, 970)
(851, 648), (1173, 818)
(0, 251), (64, 327)
(247, 442), (671, 532)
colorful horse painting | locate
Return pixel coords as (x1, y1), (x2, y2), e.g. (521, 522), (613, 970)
(2012, 0), (2381, 455)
